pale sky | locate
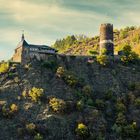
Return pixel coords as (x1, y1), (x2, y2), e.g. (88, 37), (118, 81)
(0, 0), (140, 60)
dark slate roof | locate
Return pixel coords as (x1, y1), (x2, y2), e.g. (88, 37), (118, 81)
(16, 39), (56, 51)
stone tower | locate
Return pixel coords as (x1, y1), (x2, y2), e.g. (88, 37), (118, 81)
(100, 23), (114, 56)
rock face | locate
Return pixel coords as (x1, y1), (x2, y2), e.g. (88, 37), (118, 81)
(0, 57), (140, 140)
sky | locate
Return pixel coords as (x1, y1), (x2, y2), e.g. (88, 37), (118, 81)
(0, 0), (140, 60)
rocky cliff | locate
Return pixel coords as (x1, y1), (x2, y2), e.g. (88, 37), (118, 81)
(0, 56), (140, 140)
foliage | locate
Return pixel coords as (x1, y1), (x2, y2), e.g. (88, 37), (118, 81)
(116, 102), (126, 113)
(112, 124), (122, 136)
(56, 67), (80, 87)
(28, 87), (44, 102)
(75, 123), (88, 138)
(41, 60), (58, 71)
(53, 35), (77, 53)
(56, 67), (65, 78)
(0, 62), (9, 73)
(76, 100), (84, 111)
(120, 45), (139, 63)
(34, 133), (43, 140)
(10, 104), (18, 113)
(134, 98), (140, 107)
(26, 123), (36, 134)
(1, 103), (18, 118)
(49, 97), (66, 113)
(116, 113), (126, 126)
(123, 123), (137, 138)
(95, 99), (105, 109)
(63, 73), (79, 87)
(86, 98), (94, 106)
(89, 50), (99, 56)
(96, 55), (109, 66)
(82, 85), (92, 97)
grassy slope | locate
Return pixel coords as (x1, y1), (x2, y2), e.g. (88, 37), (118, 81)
(53, 27), (140, 56)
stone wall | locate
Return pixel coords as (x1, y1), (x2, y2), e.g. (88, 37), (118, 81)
(12, 47), (23, 63)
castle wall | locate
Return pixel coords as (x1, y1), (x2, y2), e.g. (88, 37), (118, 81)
(100, 23), (114, 56)
(12, 47), (23, 63)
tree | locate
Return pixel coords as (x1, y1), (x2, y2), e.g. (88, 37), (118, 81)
(120, 45), (139, 63)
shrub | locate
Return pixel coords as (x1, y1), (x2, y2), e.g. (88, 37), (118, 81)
(0, 62), (9, 73)
(116, 113), (126, 126)
(120, 45), (139, 64)
(96, 55), (109, 66)
(112, 124), (122, 136)
(75, 123), (88, 138)
(56, 67), (65, 78)
(49, 98), (66, 113)
(76, 100), (84, 111)
(34, 133), (43, 140)
(28, 87), (44, 102)
(128, 82), (136, 91)
(1, 103), (18, 118)
(56, 67), (80, 87)
(127, 93), (135, 104)
(42, 61), (57, 71)
(116, 102), (126, 113)
(86, 98), (94, 106)
(82, 85), (92, 97)
(123, 123), (137, 138)
(104, 90), (113, 100)
(10, 104), (18, 113)
(26, 123), (36, 134)
(63, 73), (78, 87)
(134, 98), (140, 107)
(95, 99), (105, 109)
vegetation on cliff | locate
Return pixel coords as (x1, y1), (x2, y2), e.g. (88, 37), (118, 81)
(0, 54), (140, 139)
(52, 26), (140, 56)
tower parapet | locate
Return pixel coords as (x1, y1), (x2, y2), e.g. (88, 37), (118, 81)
(100, 23), (114, 56)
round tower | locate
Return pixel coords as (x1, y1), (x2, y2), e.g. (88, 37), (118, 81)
(100, 23), (114, 56)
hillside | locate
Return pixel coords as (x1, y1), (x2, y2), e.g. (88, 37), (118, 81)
(0, 56), (140, 139)
(53, 26), (140, 56)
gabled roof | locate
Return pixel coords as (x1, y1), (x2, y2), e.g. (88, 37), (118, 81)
(16, 34), (57, 51)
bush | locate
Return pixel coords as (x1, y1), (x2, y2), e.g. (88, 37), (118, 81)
(116, 102), (126, 113)
(0, 62), (9, 73)
(42, 61), (57, 71)
(56, 67), (65, 78)
(123, 123), (137, 138)
(120, 45), (139, 64)
(116, 113), (126, 126)
(95, 99), (105, 109)
(112, 124), (122, 136)
(10, 104), (18, 113)
(134, 98), (140, 107)
(75, 123), (88, 138)
(86, 98), (94, 106)
(76, 100), (84, 111)
(56, 67), (79, 87)
(26, 123), (36, 134)
(1, 103), (18, 118)
(96, 55), (109, 66)
(64, 73), (79, 87)
(34, 133), (43, 140)
(28, 87), (44, 102)
(49, 98), (66, 113)
(82, 85), (92, 97)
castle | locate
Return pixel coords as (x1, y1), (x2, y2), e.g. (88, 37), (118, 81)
(12, 34), (57, 64)
(12, 23), (114, 63)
